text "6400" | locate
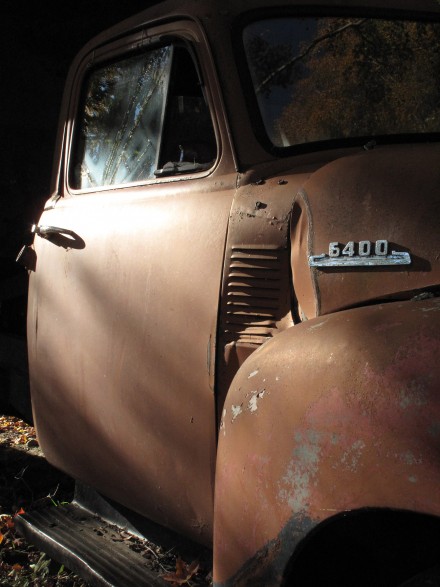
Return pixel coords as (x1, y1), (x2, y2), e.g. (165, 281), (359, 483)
(329, 240), (389, 257)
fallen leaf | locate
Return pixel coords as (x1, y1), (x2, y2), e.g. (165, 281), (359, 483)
(14, 434), (28, 445)
(0, 532), (4, 544)
(5, 517), (14, 529)
(162, 557), (200, 585)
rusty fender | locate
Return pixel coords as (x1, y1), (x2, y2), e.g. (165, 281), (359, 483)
(213, 297), (440, 586)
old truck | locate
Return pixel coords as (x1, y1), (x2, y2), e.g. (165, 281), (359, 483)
(16, 0), (440, 584)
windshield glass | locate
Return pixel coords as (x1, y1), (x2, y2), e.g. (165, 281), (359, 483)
(243, 16), (440, 149)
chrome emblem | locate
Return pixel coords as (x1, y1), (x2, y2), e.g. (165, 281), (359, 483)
(308, 240), (411, 268)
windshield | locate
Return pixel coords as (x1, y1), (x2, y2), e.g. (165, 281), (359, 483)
(243, 16), (440, 149)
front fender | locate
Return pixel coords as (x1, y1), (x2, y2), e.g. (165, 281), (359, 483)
(213, 297), (440, 585)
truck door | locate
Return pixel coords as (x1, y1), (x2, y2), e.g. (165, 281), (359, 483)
(27, 22), (234, 544)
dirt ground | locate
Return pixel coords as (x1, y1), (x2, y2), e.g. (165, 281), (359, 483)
(0, 409), (212, 587)
(0, 410), (88, 586)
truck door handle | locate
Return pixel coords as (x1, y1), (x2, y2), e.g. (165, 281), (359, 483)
(31, 224), (85, 249)
(31, 224), (76, 238)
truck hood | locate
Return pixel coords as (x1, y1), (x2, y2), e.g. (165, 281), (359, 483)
(291, 143), (440, 318)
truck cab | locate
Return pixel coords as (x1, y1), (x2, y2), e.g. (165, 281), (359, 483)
(18, 0), (440, 585)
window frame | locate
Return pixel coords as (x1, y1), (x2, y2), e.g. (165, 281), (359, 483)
(65, 23), (219, 195)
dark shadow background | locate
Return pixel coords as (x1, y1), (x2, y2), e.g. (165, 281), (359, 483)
(0, 0), (158, 415)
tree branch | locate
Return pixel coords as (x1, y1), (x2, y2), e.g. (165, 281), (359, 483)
(256, 18), (367, 94)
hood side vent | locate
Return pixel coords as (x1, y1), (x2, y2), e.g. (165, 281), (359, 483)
(224, 246), (288, 345)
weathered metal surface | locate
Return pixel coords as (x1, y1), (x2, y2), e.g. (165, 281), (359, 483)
(291, 144), (440, 319)
(215, 172), (305, 413)
(15, 503), (169, 587)
(28, 176), (237, 544)
(214, 298), (440, 583)
(27, 17), (240, 545)
(24, 0), (440, 585)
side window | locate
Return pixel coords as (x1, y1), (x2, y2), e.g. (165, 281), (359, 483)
(71, 44), (216, 189)
(156, 47), (217, 176)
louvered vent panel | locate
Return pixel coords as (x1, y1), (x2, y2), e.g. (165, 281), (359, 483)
(225, 246), (284, 344)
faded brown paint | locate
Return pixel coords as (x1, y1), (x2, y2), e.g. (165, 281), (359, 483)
(214, 298), (440, 582)
(28, 177), (234, 543)
(28, 18), (238, 544)
(215, 172), (307, 413)
(24, 0), (440, 585)
(292, 145), (440, 319)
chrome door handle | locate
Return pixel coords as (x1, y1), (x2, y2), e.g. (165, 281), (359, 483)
(31, 224), (76, 239)
(17, 224), (85, 270)
(30, 224), (85, 250)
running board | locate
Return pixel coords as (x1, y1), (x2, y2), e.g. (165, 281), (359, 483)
(15, 503), (169, 587)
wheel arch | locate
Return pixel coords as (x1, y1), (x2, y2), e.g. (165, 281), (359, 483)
(283, 508), (440, 586)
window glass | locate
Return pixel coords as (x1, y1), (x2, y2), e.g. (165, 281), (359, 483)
(72, 46), (172, 189)
(243, 17), (440, 148)
(71, 43), (217, 189)
(157, 46), (217, 175)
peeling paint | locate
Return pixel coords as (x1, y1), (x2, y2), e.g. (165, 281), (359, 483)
(220, 408), (227, 436)
(279, 431), (322, 513)
(231, 404), (243, 422)
(230, 389), (268, 421)
(340, 440), (366, 472)
(248, 389), (266, 413)
(248, 369), (259, 379)
(400, 451), (422, 466)
(399, 379), (429, 409)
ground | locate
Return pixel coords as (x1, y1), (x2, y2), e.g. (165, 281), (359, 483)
(0, 412), (85, 586)
(0, 410), (212, 587)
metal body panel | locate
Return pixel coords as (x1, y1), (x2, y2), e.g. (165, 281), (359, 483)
(215, 172), (309, 413)
(23, 0), (440, 583)
(214, 298), (440, 583)
(27, 14), (239, 546)
(291, 144), (440, 319)
(28, 176), (235, 544)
